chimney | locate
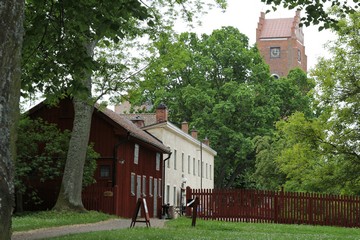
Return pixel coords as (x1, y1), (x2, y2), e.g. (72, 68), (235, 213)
(156, 103), (168, 123)
(190, 127), (198, 139)
(256, 12), (266, 42)
(131, 115), (145, 128)
(203, 137), (209, 146)
(181, 121), (189, 134)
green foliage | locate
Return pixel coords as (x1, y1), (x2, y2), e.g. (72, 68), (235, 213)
(128, 27), (314, 188)
(19, 217), (360, 240)
(15, 117), (99, 200)
(254, 12), (360, 195)
(12, 210), (114, 232)
(261, 0), (360, 30)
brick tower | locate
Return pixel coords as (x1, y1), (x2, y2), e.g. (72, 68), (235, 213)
(256, 11), (307, 78)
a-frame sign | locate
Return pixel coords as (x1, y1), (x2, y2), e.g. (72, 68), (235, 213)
(130, 198), (151, 228)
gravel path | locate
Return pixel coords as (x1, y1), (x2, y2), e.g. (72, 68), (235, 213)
(12, 218), (166, 240)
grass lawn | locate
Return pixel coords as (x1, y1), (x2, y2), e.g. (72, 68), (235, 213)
(48, 217), (360, 240)
(12, 210), (116, 232)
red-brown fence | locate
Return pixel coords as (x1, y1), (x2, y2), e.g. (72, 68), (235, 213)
(186, 188), (360, 228)
(82, 185), (119, 215)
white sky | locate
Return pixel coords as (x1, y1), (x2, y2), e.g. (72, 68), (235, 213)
(23, 0), (338, 111)
(174, 0), (337, 70)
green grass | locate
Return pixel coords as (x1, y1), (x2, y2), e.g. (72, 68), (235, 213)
(48, 217), (360, 240)
(12, 210), (116, 232)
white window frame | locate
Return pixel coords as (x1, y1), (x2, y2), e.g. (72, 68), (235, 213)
(173, 186), (177, 206)
(156, 153), (160, 171)
(149, 176), (153, 197)
(206, 163), (208, 179)
(181, 153), (184, 172)
(166, 184), (170, 204)
(130, 173), (135, 196)
(158, 178), (162, 197)
(188, 155), (191, 174)
(142, 175), (147, 197)
(174, 150), (177, 170)
(134, 144), (139, 164)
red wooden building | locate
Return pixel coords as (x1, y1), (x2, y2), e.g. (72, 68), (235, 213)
(26, 98), (170, 218)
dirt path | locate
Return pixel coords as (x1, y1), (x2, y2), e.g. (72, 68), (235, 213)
(12, 218), (166, 240)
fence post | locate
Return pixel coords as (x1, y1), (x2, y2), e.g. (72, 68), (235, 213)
(186, 186), (192, 216)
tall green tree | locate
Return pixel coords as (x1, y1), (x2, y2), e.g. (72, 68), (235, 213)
(254, 11), (360, 194)
(0, 1), (24, 239)
(21, 0), (226, 211)
(130, 27), (301, 188)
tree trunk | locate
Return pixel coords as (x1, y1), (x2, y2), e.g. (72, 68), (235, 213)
(53, 41), (96, 211)
(225, 162), (243, 189)
(0, 1), (24, 239)
(53, 98), (94, 211)
(215, 161), (227, 188)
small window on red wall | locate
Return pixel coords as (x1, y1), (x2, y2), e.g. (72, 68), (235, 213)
(100, 165), (111, 178)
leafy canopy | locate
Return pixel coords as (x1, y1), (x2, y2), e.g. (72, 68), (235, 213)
(128, 27), (314, 188)
(261, 0), (360, 30)
(15, 117), (99, 201)
(253, 11), (360, 194)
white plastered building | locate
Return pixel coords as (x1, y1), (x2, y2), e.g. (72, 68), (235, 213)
(118, 103), (216, 210)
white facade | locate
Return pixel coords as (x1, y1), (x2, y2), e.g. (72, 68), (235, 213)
(142, 122), (216, 208)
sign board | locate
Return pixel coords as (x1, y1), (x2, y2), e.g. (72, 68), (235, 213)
(130, 198), (151, 228)
(103, 191), (113, 197)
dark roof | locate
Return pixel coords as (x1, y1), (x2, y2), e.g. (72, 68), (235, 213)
(27, 100), (170, 154)
(96, 107), (170, 153)
(259, 18), (293, 38)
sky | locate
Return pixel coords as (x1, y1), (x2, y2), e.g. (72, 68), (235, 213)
(174, 0), (337, 71)
(23, 0), (337, 110)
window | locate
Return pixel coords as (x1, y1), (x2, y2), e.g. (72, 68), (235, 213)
(154, 178), (158, 199)
(193, 158), (196, 175)
(271, 74), (280, 79)
(166, 185), (170, 204)
(297, 49), (301, 62)
(174, 150), (177, 170)
(158, 179), (162, 197)
(188, 155), (191, 174)
(270, 47), (280, 58)
(142, 176), (147, 197)
(173, 186), (177, 206)
(156, 153), (160, 171)
(210, 165), (212, 180)
(134, 144), (139, 164)
(201, 161), (204, 178)
(130, 173), (135, 196)
(198, 160), (200, 176)
(149, 177), (153, 196)
(206, 163), (208, 179)
(137, 175), (141, 198)
(100, 165), (110, 178)
(181, 153), (184, 172)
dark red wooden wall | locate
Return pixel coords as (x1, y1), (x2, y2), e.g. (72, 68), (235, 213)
(25, 99), (164, 218)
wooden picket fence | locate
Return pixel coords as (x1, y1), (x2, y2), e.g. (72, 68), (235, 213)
(186, 188), (360, 228)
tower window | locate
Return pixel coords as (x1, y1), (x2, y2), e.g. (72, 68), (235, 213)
(297, 49), (301, 62)
(270, 47), (280, 58)
(271, 74), (280, 79)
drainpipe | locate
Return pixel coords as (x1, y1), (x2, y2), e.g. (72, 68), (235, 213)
(200, 141), (203, 189)
(163, 152), (172, 205)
